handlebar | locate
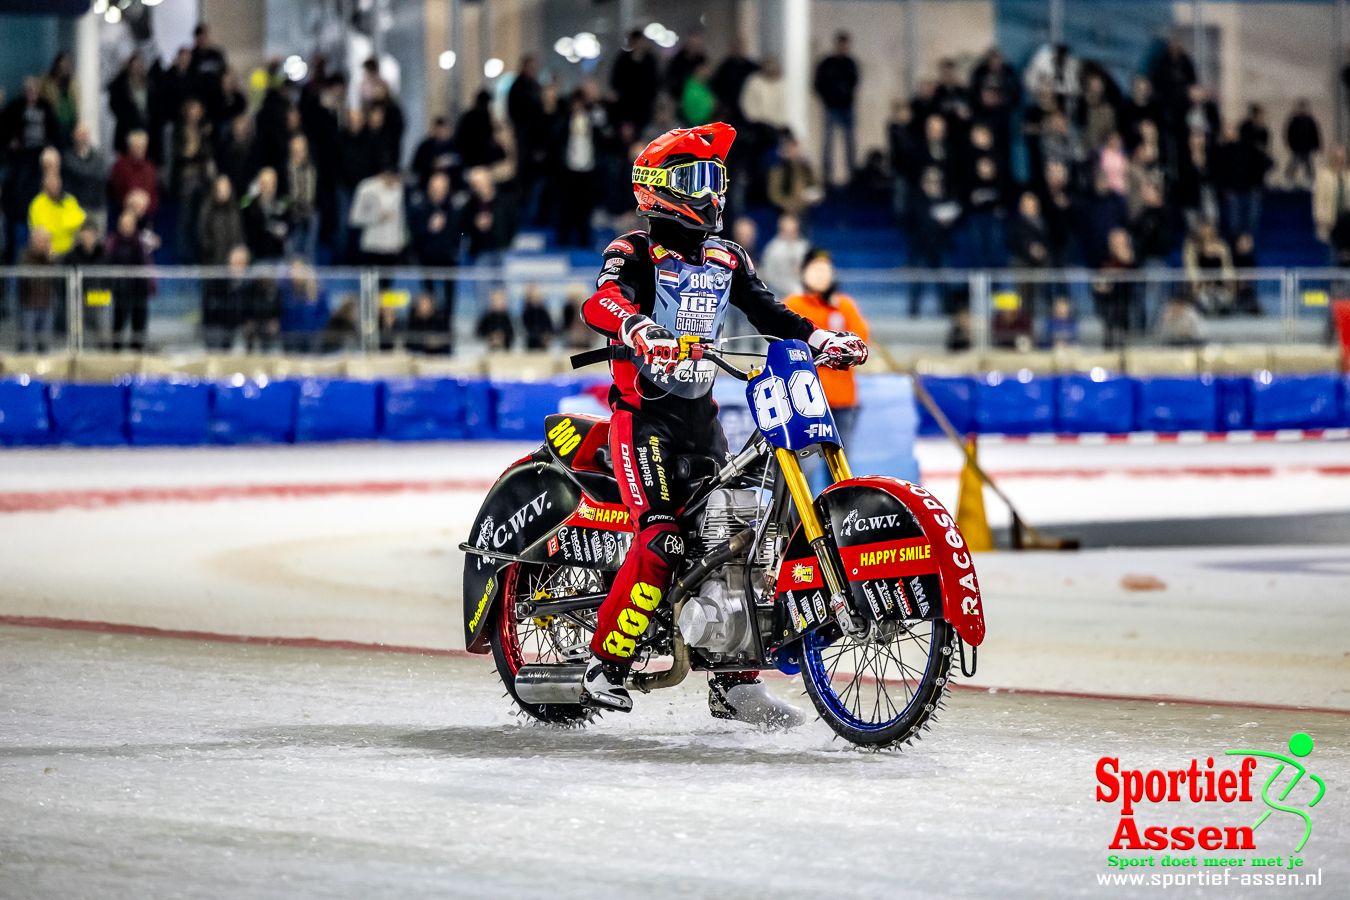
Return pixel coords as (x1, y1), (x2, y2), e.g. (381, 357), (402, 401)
(570, 338), (849, 380)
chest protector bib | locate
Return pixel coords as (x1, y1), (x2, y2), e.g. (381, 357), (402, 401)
(643, 240), (735, 399)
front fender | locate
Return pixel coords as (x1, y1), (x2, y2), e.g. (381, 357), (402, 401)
(463, 455), (580, 652)
(770, 477), (985, 648)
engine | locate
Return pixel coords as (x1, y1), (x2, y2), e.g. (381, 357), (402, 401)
(678, 488), (777, 662)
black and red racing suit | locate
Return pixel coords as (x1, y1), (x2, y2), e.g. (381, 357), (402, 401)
(581, 219), (816, 663)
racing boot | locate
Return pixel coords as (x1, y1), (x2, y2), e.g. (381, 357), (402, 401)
(581, 654), (633, 713)
(708, 673), (805, 728)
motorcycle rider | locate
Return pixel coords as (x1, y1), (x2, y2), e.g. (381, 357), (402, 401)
(579, 122), (868, 724)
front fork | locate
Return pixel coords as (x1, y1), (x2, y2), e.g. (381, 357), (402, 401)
(774, 445), (865, 636)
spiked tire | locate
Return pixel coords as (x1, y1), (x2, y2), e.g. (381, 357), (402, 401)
(489, 562), (598, 725)
(799, 619), (956, 749)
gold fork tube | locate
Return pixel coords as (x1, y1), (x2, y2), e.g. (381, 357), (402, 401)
(775, 448), (849, 601)
(822, 445), (853, 484)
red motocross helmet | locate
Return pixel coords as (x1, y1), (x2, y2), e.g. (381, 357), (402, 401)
(632, 123), (736, 233)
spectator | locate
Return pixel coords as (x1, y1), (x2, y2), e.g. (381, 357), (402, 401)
(1183, 220), (1236, 314)
(107, 53), (155, 157)
(557, 89), (603, 247)
(65, 222), (107, 344)
(664, 34), (707, 103)
(681, 60), (717, 126)
(476, 288), (514, 349)
(1093, 227), (1136, 348)
(767, 133), (823, 220)
(321, 297), (359, 351)
(1176, 129), (1217, 233)
(1229, 233), (1262, 315)
(1183, 85), (1220, 141)
(1285, 98), (1321, 188)
(40, 52), (79, 148)
(910, 166), (963, 315)
(464, 165), (515, 260)
(105, 208), (152, 350)
(409, 171), (458, 267)
(359, 58), (390, 106)
(946, 309), (973, 350)
(1008, 191), (1049, 269)
(279, 258), (330, 352)
(1099, 132), (1129, 197)
(560, 283), (595, 350)
(250, 61), (294, 183)
(1120, 76), (1162, 153)
(173, 98), (215, 262)
(60, 125), (109, 237)
(1148, 37), (1196, 140)
(412, 116), (456, 192)
(964, 123), (1008, 267)
(1041, 296), (1079, 348)
(1080, 74), (1117, 152)
(334, 108), (376, 262)
(109, 130), (159, 220)
(814, 31), (860, 184)
(158, 49), (196, 140)
(1159, 295), (1204, 346)
(406, 290), (450, 354)
(1126, 133), (1164, 218)
(741, 58), (788, 132)
(785, 248), (869, 487)
(521, 283), (555, 350)
(932, 58), (971, 125)
(508, 56), (544, 191)
(758, 214), (809, 299)
(286, 134), (318, 260)
(1, 77), (59, 236)
(1240, 103), (1270, 157)
(348, 166), (407, 265)
(239, 253), (281, 351)
(886, 99), (918, 221)
(198, 173), (245, 265)
(1313, 144), (1350, 262)
(1039, 110), (1085, 182)
(28, 169), (84, 256)
(1020, 87), (1059, 188)
(969, 47), (1019, 160)
(366, 97), (405, 176)
(916, 113), (953, 183)
(991, 303), (1033, 351)
(241, 167), (289, 261)
(1082, 167), (1129, 268)
(611, 31), (659, 132)
(455, 90), (503, 170)
(1040, 160), (1082, 266)
(711, 35), (758, 125)
(1131, 179), (1174, 327)
(17, 226), (60, 352)
(189, 24), (228, 123)
(1023, 43), (1081, 114)
(216, 115), (255, 201)
(1215, 121), (1270, 243)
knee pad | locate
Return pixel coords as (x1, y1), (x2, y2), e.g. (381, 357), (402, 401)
(642, 526), (686, 572)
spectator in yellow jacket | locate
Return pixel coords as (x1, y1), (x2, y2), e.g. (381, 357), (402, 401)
(28, 170), (86, 256)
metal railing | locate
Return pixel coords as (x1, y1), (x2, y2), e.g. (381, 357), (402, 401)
(0, 263), (1343, 357)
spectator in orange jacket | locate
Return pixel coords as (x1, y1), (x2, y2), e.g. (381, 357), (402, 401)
(784, 247), (869, 487)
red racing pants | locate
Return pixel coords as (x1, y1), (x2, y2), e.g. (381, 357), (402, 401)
(591, 398), (726, 662)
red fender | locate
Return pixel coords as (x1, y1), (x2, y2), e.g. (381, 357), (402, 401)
(820, 476), (986, 646)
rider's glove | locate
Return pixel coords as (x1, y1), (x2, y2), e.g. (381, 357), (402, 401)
(808, 329), (869, 370)
(621, 315), (682, 372)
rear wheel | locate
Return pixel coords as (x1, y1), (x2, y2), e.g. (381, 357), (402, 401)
(800, 618), (955, 749)
(489, 562), (609, 724)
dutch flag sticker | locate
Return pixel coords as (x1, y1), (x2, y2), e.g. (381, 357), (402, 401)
(658, 270), (680, 287)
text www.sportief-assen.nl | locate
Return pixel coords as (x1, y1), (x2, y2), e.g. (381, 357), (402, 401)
(1097, 869), (1326, 888)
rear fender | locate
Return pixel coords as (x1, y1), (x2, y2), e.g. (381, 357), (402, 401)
(463, 455), (579, 653)
(770, 477), (985, 647)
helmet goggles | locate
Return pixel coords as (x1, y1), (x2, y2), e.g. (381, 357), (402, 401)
(632, 160), (727, 198)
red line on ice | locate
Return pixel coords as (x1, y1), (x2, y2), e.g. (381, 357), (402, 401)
(0, 478), (497, 513)
(921, 465), (1350, 480)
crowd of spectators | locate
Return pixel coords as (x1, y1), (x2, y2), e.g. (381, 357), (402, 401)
(0, 23), (1343, 354)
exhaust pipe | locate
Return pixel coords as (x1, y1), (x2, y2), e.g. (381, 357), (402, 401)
(514, 664), (585, 705)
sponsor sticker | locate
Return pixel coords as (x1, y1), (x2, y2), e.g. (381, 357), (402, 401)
(606, 238), (635, 255)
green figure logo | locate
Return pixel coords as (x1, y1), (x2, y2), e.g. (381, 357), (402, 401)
(1226, 732), (1326, 853)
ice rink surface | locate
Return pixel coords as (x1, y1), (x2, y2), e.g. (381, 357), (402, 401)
(1, 437), (1348, 896)
(2, 626), (1346, 900)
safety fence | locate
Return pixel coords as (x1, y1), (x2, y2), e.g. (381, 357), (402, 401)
(0, 265), (1347, 357)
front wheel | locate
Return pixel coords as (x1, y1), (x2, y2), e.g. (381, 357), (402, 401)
(800, 618), (955, 749)
(490, 561), (609, 724)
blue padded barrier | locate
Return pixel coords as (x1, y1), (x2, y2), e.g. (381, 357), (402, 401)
(851, 375), (921, 483)
(917, 377), (977, 435)
(0, 380), (52, 445)
(294, 379), (380, 442)
(211, 380), (299, 444)
(459, 378), (496, 436)
(1057, 375), (1136, 433)
(48, 383), (128, 445)
(128, 380), (211, 445)
(382, 377), (464, 441)
(1215, 377), (1252, 431)
(1250, 374), (1343, 430)
(494, 379), (590, 440)
(976, 376), (1058, 434)
(1135, 376), (1217, 432)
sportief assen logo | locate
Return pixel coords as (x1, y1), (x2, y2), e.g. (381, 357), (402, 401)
(1097, 733), (1327, 886)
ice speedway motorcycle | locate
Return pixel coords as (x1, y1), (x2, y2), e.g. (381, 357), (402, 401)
(461, 338), (985, 749)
